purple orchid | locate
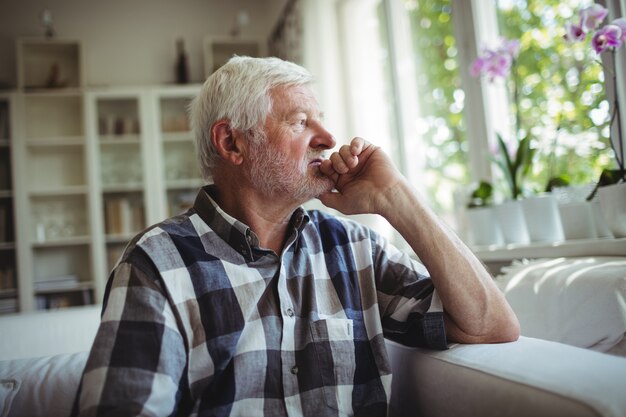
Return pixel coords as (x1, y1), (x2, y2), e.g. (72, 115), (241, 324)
(565, 3), (626, 180)
(591, 25), (623, 53)
(580, 4), (609, 32)
(613, 18), (626, 42)
(564, 22), (586, 42)
(470, 38), (519, 82)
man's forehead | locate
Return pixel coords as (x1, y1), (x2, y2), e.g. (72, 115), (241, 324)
(270, 84), (320, 113)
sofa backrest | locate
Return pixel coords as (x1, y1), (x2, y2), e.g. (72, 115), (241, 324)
(0, 305), (101, 361)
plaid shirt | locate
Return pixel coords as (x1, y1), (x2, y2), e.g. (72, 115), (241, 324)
(74, 185), (446, 417)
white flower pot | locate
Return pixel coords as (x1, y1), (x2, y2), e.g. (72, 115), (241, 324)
(558, 201), (598, 240)
(591, 199), (613, 238)
(494, 200), (530, 245)
(598, 182), (626, 238)
(521, 194), (565, 243)
(466, 206), (504, 246)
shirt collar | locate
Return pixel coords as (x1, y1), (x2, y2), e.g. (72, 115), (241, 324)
(193, 185), (310, 257)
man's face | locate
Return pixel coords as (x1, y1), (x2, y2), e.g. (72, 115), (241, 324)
(245, 84), (336, 202)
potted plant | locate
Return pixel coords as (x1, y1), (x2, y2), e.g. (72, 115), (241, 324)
(465, 181), (504, 246)
(564, 4), (626, 237)
(470, 38), (532, 244)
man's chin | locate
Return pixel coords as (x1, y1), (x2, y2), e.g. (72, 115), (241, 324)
(294, 177), (334, 202)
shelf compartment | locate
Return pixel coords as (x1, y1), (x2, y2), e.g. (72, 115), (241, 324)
(106, 243), (127, 272)
(30, 194), (89, 243)
(35, 286), (94, 310)
(162, 132), (194, 142)
(24, 94), (83, 139)
(0, 100), (10, 140)
(163, 141), (201, 183)
(167, 189), (197, 217)
(97, 98), (141, 136)
(18, 39), (82, 89)
(103, 192), (146, 236)
(160, 96), (192, 133)
(26, 145), (86, 190)
(0, 198), (15, 243)
(0, 252), (17, 295)
(32, 245), (91, 293)
(100, 144), (143, 185)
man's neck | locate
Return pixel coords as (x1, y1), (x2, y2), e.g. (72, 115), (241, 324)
(210, 183), (301, 255)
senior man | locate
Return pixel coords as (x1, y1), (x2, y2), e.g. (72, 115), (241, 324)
(73, 56), (519, 417)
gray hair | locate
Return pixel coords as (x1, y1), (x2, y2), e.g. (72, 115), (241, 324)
(189, 56), (314, 181)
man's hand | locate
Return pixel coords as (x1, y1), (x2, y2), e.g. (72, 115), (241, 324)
(319, 137), (520, 345)
(318, 137), (404, 215)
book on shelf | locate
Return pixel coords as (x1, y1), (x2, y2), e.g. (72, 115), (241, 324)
(0, 297), (17, 314)
(0, 105), (8, 140)
(35, 288), (93, 310)
(34, 274), (80, 291)
(0, 155), (9, 190)
(0, 266), (16, 290)
(105, 197), (144, 235)
(0, 204), (6, 242)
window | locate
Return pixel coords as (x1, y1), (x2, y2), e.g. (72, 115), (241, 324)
(398, 0), (469, 219)
(495, 0), (614, 191)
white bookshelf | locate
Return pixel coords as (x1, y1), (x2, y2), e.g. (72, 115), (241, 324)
(0, 93), (18, 314)
(9, 84), (203, 313)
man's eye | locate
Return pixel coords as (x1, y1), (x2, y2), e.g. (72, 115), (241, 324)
(299, 119), (307, 126)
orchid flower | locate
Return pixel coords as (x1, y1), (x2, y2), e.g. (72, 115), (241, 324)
(564, 22), (586, 42)
(613, 18), (626, 42)
(580, 4), (609, 32)
(565, 3), (625, 181)
(592, 25), (623, 53)
(470, 38), (519, 82)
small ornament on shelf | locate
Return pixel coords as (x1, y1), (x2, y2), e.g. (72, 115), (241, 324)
(175, 38), (190, 84)
(40, 9), (55, 39)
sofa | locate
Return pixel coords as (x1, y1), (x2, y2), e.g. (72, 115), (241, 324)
(1, 256), (626, 417)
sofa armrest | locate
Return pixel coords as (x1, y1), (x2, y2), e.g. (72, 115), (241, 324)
(386, 336), (626, 417)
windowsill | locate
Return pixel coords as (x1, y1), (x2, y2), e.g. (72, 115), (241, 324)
(471, 237), (626, 262)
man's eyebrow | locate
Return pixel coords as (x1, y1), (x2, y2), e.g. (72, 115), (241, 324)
(287, 108), (325, 119)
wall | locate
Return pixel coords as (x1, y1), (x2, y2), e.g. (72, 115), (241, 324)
(0, 0), (288, 87)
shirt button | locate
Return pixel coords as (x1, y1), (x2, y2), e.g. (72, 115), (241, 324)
(286, 308), (294, 317)
(291, 366), (298, 375)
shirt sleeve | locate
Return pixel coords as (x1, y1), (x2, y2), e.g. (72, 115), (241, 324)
(371, 232), (448, 350)
(73, 247), (189, 417)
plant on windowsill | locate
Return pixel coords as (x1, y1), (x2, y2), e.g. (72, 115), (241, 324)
(563, 4), (626, 238)
(465, 181), (504, 246)
(467, 180), (495, 209)
(470, 37), (537, 245)
(470, 38), (536, 201)
(563, 4), (626, 200)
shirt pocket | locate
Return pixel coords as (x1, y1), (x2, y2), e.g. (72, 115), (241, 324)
(310, 318), (355, 414)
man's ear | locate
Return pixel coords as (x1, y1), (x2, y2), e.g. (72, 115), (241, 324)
(211, 120), (244, 165)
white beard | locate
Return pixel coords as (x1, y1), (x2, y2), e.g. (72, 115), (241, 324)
(246, 136), (334, 202)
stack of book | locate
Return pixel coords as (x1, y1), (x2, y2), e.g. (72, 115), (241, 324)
(34, 274), (80, 292)
(105, 197), (144, 235)
(0, 298), (17, 314)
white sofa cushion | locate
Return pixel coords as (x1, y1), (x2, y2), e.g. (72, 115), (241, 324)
(0, 305), (101, 361)
(0, 379), (19, 417)
(0, 352), (87, 417)
(495, 257), (626, 353)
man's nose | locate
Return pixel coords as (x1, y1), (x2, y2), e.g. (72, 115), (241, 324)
(310, 122), (336, 150)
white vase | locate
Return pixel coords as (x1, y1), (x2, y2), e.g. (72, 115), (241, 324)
(521, 194), (565, 243)
(558, 201), (598, 240)
(466, 206), (504, 246)
(494, 200), (530, 245)
(598, 182), (626, 238)
(591, 199), (613, 238)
